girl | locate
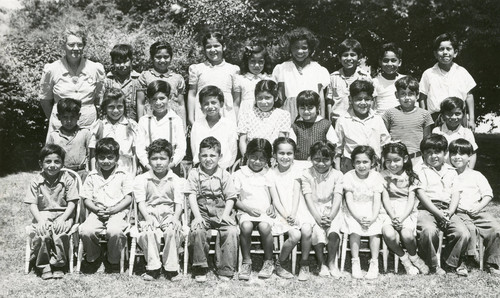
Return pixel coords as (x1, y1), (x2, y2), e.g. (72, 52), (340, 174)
(272, 27), (330, 122)
(187, 32), (240, 125)
(380, 142), (429, 275)
(343, 145), (384, 279)
(90, 87), (138, 175)
(432, 97), (477, 168)
(267, 137), (311, 279)
(238, 80), (291, 156)
(234, 44), (273, 118)
(233, 138), (275, 280)
(137, 41), (186, 128)
(300, 141), (343, 281)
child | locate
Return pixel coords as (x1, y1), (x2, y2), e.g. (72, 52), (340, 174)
(335, 80), (390, 173)
(46, 98), (92, 178)
(186, 137), (239, 282)
(432, 97), (477, 168)
(90, 87), (138, 175)
(449, 139), (500, 274)
(327, 38), (372, 124)
(104, 44), (141, 122)
(79, 138), (133, 272)
(415, 134), (470, 276)
(233, 138), (275, 280)
(136, 80), (186, 171)
(137, 40), (186, 127)
(343, 146), (385, 279)
(267, 137), (308, 279)
(382, 76), (433, 169)
(380, 142), (429, 275)
(291, 90), (338, 163)
(373, 43), (405, 115)
(233, 44), (273, 118)
(134, 139), (184, 281)
(190, 85), (238, 170)
(300, 141), (344, 280)
(238, 80), (291, 156)
(419, 33), (476, 130)
(25, 144), (79, 279)
(187, 32), (240, 125)
(272, 27), (330, 122)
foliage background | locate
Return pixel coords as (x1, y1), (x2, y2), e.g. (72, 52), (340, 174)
(0, 0), (499, 175)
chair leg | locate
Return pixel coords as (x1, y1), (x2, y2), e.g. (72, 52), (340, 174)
(394, 254), (399, 273)
(69, 234), (74, 274)
(25, 236), (31, 274)
(341, 233), (348, 272)
(76, 239), (83, 273)
(238, 245), (243, 272)
(479, 237), (484, 271)
(183, 236), (189, 276)
(382, 240), (388, 273)
(291, 246), (297, 275)
(120, 246), (125, 274)
(437, 231), (444, 268)
(129, 238), (136, 276)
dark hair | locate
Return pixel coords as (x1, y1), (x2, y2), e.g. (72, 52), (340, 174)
(198, 85), (224, 105)
(254, 79), (279, 108)
(199, 136), (222, 154)
(149, 40), (173, 60)
(240, 44), (273, 75)
(379, 42), (403, 60)
(102, 87), (127, 118)
(440, 97), (465, 114)
(297, 90), (320, 110)
(272, 137), (297, 155)
(39, 144), (65, 163)
(95, 137), (120, 158)
(433, 33), (458, 51)
(382, 142), (419, 185)
(147, 138), (173, 159)
(57, 98), (81, 115)
(349, 80), (374, 97)
(146, 80), (171, 100)
(395, 76), (419, 93)
(449, 138), (474, 156)
(285, 27), (319, 56)
(310, 141), (336, 164)
(245, 138), (273, 167)
(110, 44), (133, 62)
(420, 134), (448, 153)
(351, 145), (378, 167)
(202, 31), (226, 48)
(338, 38), (362, 57)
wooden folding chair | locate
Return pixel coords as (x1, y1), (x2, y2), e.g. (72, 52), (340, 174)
(340, 232), (389, 272)
(24, 168), (82, 274)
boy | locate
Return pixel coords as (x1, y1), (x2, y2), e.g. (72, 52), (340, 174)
(334, 80), (390, 173)
(373, 42), (405, 115)
(79, 138), (133, 272)
(25, 144), (79, 279)
(46, 98), (92, 178)
(185, 137), (239, 282)
(134, 139), (184, 281)
(419, 33), (476, 130)
(416, 134), (470, 276)
(190, 86), (238, 170)
(382, 76), (434, 168)
(449, 138), (500, 274)
(104, 44), (142, 122)
(327, 38), (372, 125)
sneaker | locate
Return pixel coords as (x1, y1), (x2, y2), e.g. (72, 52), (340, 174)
(166, 271), (182, 282)
(142, 269), (161, 281)
(432, 266), (446, 275)
(486, 264), (500, 275)
(409, 254), (430, 275)
(52, 267), (65, 279)
(400, 254), (419, 275)
(239, 263), (252, 281)
(456, 263), (468, 277)
(194, 267), (208, 283)
(218, 275), (231, 281)
(297, 266), (309, 281)
(41, 266), (53, 280)
(351, 258), (363, 279)
(365, 259), (379, 280)
(258, 260), (274, 279)
(275, 262), (294, 279)
(318, 264), (330, 277)
(329, 265), (342, 279)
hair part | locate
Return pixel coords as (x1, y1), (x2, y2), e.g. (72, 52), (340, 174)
(349, 80), (374, 97)
(272, 137), (297, 155)
(382, 142), (419, 185)
(310, 141), (337, 164)
(338, 38), (362, 57)
(202, 31), (226, 48)
(433, 33), (459, 51)
(147, 138), (173, 159)
(245, 138), (273, 166)
(449, 138), (474, 156)
(198, 85), (224, 105)
(146, 80), (171, 99)
(351, 145), (378, 167)
(420, 134), (448, 153)
(149, 40), (173, 60)
(199, 136), (222, 154)
(254, 79), (279, 108)
(62, 24), (87, 47)
(110, 44), (133, 62)
(57, 98), (81, 115)
(39, 144), (66, 163)
(440, 97), (465, 113)
(395, 76), (419, 93)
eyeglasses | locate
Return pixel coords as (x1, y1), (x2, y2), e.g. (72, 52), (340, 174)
(66, 42), (84, 49)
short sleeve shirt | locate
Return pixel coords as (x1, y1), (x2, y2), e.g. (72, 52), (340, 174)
(456, 169), (493, 211)
(185, 167), (237, 201)
(301, 167), (343, 215)
(47, 127), (92, 169)
(133, 170), (184, 214)
(326, 68), (372, 118)
(343, 170), (384, 203)
(237, 107), (291, 144)
(24, 171), (79, 211)
(81, 167), (133, 207)
(416, 163), (458, 205)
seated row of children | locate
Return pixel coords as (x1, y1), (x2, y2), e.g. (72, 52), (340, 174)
(27, 132), (500, 282)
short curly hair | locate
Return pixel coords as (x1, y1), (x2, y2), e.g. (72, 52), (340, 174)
(285, 27), (319, 56)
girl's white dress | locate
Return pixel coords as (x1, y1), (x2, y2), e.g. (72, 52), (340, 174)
(233, 166), (274, 225)
(237, 107), (291, 145)
(343, 169), (385, 236)
(234, 72), (272, 120)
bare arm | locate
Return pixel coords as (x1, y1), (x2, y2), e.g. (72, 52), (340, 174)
(419, 93), (427, 109)
(239, 134), (248, 157)
(328, 192), (343, 220)
(469, 153), (477, 169)
(136, 90), (145, 118)
(177, 93), (187, 130)
(465, 92), (475, 131)
(345, 191), (363, 224)
(318, 83), (326, 118)
(304, 193), (322, 225)
(369, 192), (382, 223)
(187, 85), (197, 126)
(423, 125), (432, 139)
(40, 100), (54, 119)
(269, 185), (287, 218)
(447, 189), (460, 216)
(381, 189), (396, 220)
(399, 190), (417, 222)
(233, 90), (241, 122)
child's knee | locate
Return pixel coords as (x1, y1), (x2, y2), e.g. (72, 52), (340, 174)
(400, 228), (415, 241)
(288, 229), (301, 243)
(301, 224), (313, 238)
(328, 232), (340, 242)
(240, 221), (254, 234)
(382, 225), (397, 239)
(257, 222), (271, 234)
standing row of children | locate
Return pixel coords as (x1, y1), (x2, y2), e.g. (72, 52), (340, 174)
(28, 26), (499, 281)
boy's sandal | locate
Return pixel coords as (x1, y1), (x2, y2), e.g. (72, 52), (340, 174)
(52, 268), (64, 279)
(41, 267), (53, 280)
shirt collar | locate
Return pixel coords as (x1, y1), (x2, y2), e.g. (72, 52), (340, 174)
(432, 62), (458, 74)
(243, 72), (267, 80)
(102, 117), (129, 126)
(345, 108), (375, 122)
(149, 68), (173, 78)
(61, 56), (88, 76)
(204, 60), (227, 68)
(420, 163), (454, 176)
(88, 165), (125, 178)
(240, 165), (268, 176)
(440, 124), (463, 134)
(106, 70), (140, 80)
(198, 166), (224, 178)
(146, 169), (176, 182)
(296, 115), (324, 123)
(34, 171), (65, 185)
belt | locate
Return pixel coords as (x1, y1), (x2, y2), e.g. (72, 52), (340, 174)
(408, 151), (422, 159)
(66, 164), (86, 171)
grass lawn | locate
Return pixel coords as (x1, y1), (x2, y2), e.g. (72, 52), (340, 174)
(1, 135), (500, 297)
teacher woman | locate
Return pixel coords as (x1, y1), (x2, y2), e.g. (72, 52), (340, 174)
(40, 24), (105, 138)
